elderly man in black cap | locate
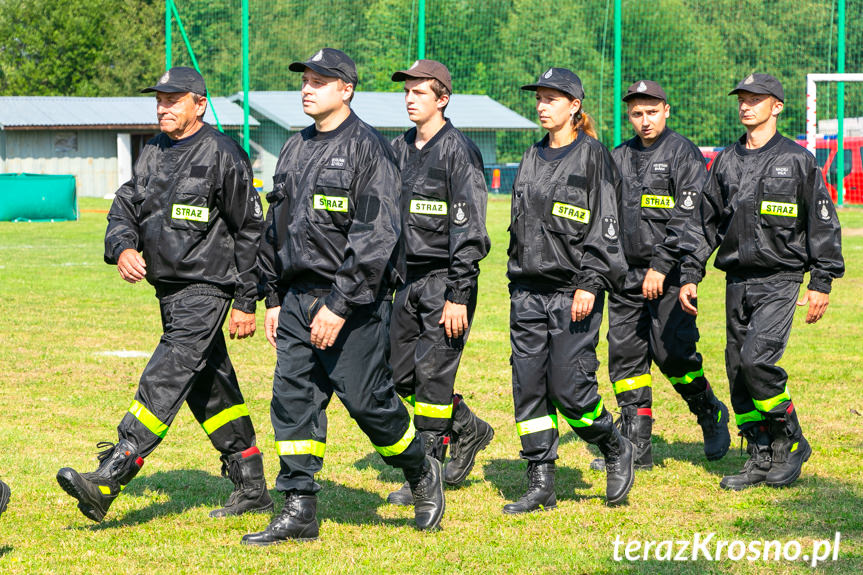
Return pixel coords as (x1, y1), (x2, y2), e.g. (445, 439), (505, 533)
(676, 73), (844, 490)
(589, 79), (731, 473)
(384, 60), (494, 508)
(56, 66), (273, 522)
(242, 48), (445, 545)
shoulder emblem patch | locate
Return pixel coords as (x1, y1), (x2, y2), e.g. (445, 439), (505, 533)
(452, 201), (469, 225)
(680, 190), (697, 210)
(817, 198), (833, 222)
(602, 216), (619, 242)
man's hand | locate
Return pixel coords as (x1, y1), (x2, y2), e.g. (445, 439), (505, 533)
(439, 301), (469, 338)
(571, 289), (596, 323)
(797, 290), (829, 324)
(642, 268), (667, 300)
(117, 249), (146, 283)
(679, 283), (698, 316)
(310, 305), (346, 350)
(265, 306), (281, 349)
(229, 309), (256, 340)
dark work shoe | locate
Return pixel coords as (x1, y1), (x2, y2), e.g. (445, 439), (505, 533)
(409, 456), (445, 531)
(445, 397), (494, 486)
(684, 386), (731, 461)
(502, 462), (556, 514)
(601, 430), (635, 505)
(210, 447), (274, 518)
(590, 407), (653, 471)
(720, 424), (772, 491)
(0, 479), (9, 517)
(56, 439), (143, 522)
(241, 492), (319, 545)
(386, 481), (413, 506)
(765, 405), (812, 488)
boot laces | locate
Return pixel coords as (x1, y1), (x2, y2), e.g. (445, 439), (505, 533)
(95, 441), (118, 463)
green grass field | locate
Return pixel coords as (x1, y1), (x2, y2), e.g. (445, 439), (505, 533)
(0, 197), (861, 574)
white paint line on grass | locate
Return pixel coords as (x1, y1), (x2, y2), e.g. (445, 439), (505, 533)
(96, 350), (151, 358)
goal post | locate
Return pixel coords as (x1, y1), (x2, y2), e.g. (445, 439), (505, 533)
(806, 73), (863, 207)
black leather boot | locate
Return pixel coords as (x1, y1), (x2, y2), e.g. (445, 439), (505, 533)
(765, 404), (811, 488)
(56, 439), (144, 522)
(241, 492), (319, 545)
(720, 423), (772, 491)
(388, 431), (448, 506)
(502, 462), (556, 514)
(684, 385), (731, 460)
(590, 406), (653, 471)
(209, 446), (274, 518)
(445, 395), (494, 486)
(596, 421), (635, 504)
(407, 455), (445, 531)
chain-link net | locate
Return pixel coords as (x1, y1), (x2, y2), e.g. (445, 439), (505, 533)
(165, 0), (862, 196)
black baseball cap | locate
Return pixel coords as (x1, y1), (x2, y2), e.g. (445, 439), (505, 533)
(141, 67), (206, 95)
(729, 73), (784, 102)
(521, 67), (585, 100)
(289, 48), (358, 87)
(391, 60), (452, 93)
(623, 79), (667, 102)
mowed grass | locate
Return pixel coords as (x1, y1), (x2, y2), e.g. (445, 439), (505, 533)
(0, 197), (861, 574)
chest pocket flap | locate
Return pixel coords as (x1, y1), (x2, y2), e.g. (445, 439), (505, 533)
(546, 175), (590, 238)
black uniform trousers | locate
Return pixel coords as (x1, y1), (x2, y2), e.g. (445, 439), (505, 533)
(725, 279), (798, 428)
(118, 284), (256, 458)
(270, 288), (426, 494)
(390, 271), (477, 434)
(510, 287), (608, 462)
(607, 267), (708, 409)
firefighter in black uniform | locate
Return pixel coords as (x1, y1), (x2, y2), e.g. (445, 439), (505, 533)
(591, 80), (730, 472)
(56, 67), (273, 522)
(385, 60), (494, 507)
(503, 67), (634, 514)
(242, 49), (444, 545)
(677, 74), (844, 490)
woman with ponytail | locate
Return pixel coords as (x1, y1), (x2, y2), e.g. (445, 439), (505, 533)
(503, 67), (633, 513)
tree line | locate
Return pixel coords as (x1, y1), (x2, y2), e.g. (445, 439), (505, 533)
(1, 0), (860, 159)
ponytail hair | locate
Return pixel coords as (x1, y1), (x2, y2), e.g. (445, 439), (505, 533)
(571, 106), (598, 140)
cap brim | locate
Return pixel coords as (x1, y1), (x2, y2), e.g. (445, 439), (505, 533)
(521, 81), (582, 100)
(140, 84), (194, 94)
(622, 92), (666, 102)
(290, 61), (353, 85)
(392, 70), (431, 82)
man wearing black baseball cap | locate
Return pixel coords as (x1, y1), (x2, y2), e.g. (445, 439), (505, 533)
(677, 73), (844, 490)
(590, 79), (731, 473)
(384, 60), (493, 507)
(57, 66), (273, 523)
(244, 49), (445, 545)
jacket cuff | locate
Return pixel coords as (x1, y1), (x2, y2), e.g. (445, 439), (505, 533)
(107, 243), (135, 265)
(265, 292), (282, 309)
(574, 282), (600, 296)
(649, 257), (675, 276)
(232, 298), (256, 314)
(444, 285), (472, 305)
(679, 272), (702, 286)
(807, 278), (832, 294)
(324, 291), (353, 319)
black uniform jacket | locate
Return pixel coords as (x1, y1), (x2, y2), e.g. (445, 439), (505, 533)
(612, 128), (707, 272)
(679, 132), (844, 293)
(259, 111), (403, 318)
(105, 124), (264, 313)
(507, 131), (627, 295)
(391, 120), (491, 304)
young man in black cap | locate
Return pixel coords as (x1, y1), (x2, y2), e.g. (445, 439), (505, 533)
(591, 79), (730, 472)
(243, 48), (445, 545)
(56, 66), (273, 522)
(677, 73), (844, 490)
(384, 60), (494, 507)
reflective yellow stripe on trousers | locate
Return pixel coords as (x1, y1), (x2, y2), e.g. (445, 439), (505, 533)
(373, 420), (416, 457)
(516, 414), (558, 436)
(128, 400), (169, 439)
(201, 403), (250, 435)
(276, 439), (327, 458)
(414, 401), (453, 419)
